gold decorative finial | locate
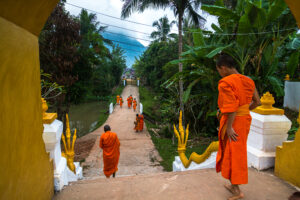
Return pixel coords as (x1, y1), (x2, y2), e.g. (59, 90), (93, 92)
(252, 92), (284, 115)
(260, 92), (275, 109)
(42, 98), (48, 118)
(41, 98), (57, 124)
(174, 111), (219, 168)
(61, 114), (77, 174)
(284, 74), (290, 81)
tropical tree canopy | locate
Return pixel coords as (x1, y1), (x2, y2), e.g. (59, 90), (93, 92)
(121, 0), (216, 115)
(150, 15), (176, 42)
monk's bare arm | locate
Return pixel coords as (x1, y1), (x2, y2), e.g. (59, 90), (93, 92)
(249, 87), (261, 110)
(226, 112), (238, 142)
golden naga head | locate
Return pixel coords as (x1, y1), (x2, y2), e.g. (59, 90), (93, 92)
(173, 111), (189, 153)
(61, 114), (77, 174)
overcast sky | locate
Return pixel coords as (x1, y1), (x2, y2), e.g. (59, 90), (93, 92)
(65, 0), (218, 46)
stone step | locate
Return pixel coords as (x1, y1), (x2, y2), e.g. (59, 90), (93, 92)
(54, 168), (296, 200)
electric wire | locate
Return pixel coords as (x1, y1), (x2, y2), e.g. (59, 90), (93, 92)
(66, 2), (155, 28)
(99, 22), (151, 35)
(66, 2), (298, 36)
(106, 38), (148, 48)
(102, 30), (152, 42)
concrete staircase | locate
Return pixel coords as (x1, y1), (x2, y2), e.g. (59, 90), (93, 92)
(54, 168), (297, 200)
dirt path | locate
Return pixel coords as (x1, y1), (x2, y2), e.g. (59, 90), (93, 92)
(81, 85), (163, 178)
(55, 168), (297, 200)
(55, 85), (298, 200)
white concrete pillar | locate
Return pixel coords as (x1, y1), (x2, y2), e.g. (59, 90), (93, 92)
(43, 119), (69, 191)
(140, 103), (143, 114)
(123, 79), (126, 86)
(284, 81), (300, 111)
(247, 112), (291, 170)
(173, 152), (217, 172)
(109, 103), (114, 114)
(137, 79), (140, 86)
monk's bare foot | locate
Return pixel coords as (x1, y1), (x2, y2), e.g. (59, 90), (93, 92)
(224, 184), (236, 194)
(228, 192), (244, 200)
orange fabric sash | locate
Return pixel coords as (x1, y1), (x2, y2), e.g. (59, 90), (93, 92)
(220, 104), (250, 140)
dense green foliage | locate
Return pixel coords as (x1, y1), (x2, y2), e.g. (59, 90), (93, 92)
(134, 0), (299, 138)
(133, 40), (178, 91)
(122, 0), (217, 115)
(39, 3), (126, 119)
(90, 84), (125, 135)
(150, 16), (176, 42)
(140, 82), (214, 171)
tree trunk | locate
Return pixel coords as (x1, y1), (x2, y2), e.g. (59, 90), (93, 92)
(178, 13), (184, 119)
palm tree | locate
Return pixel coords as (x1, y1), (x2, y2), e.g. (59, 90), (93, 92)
(150, 16), (176, 42)
(121, 0), (211, 115)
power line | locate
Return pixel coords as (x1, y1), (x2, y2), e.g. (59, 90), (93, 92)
(106, 38), (148, 48)
(102, 30), (152, 42)
(117, 47), (145, 53)
(66, 2), (298, 36)
(108, 44), (145, 53)
(66, 2), (154, 28)
(189, 27), (298, 36)
(99, 22), (151, 35)
(66, 2), (179, 32)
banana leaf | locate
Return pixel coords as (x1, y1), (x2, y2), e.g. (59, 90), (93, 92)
(287, 51), (300, 77)
(267, 0), (287, 23)
(201, 5), (239, 22)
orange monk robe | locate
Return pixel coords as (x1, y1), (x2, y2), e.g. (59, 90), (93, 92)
(134, 116), (140, 131)
(133, 100), (137, 111)
(127, 97), (131, 108)
(129, 96), (133, 107)
(138, 114), (144, 131)
(119, 98), (123, 108)
(216, 74), (255, 185)
(116, 95), (120, 104)
(99, 131), (120, 178)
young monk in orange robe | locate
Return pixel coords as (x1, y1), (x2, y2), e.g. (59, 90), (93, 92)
(127, 96), (131, 108)
(138, 114), (144, 131)
(134, 114), (140, 132)
(116, 95), (120, 105)
(99, 125), (120, 178)
(119, 97), (123, 108)
(133, 99), (137, 112)
(216, 54), (261, 200)
(129, 95), (133, 107)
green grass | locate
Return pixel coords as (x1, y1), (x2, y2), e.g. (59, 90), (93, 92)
(110, 85), (125, 106)
(285, 108), (299, 140)
(146, 121), (214, 171)
(90, 111), (109, 133)
(90, 85), (124, 133)
(139, 86), (161, 119)
(140, 85), (216, 171)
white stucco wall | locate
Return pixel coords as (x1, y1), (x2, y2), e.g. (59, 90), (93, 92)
(284, 81), (300, 111)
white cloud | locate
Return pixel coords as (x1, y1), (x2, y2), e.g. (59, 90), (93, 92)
(65, 0), (218, 46)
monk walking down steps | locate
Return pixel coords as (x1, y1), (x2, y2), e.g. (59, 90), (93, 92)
(119, 97), (123, 108)
(99, 125), (120, 178)
(129, 95), (133, 107)
(127, 96), (131, 109)
(138, 114), (144, 131)
(133, 98), (137, 112)
(134, 114), (140, 132)
(216, 53), (261, 200)
(116, 95), (120, 105)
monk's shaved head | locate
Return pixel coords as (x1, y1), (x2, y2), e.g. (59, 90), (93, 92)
(104, 125), (111, 132)
(216, 53), (236, 69)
